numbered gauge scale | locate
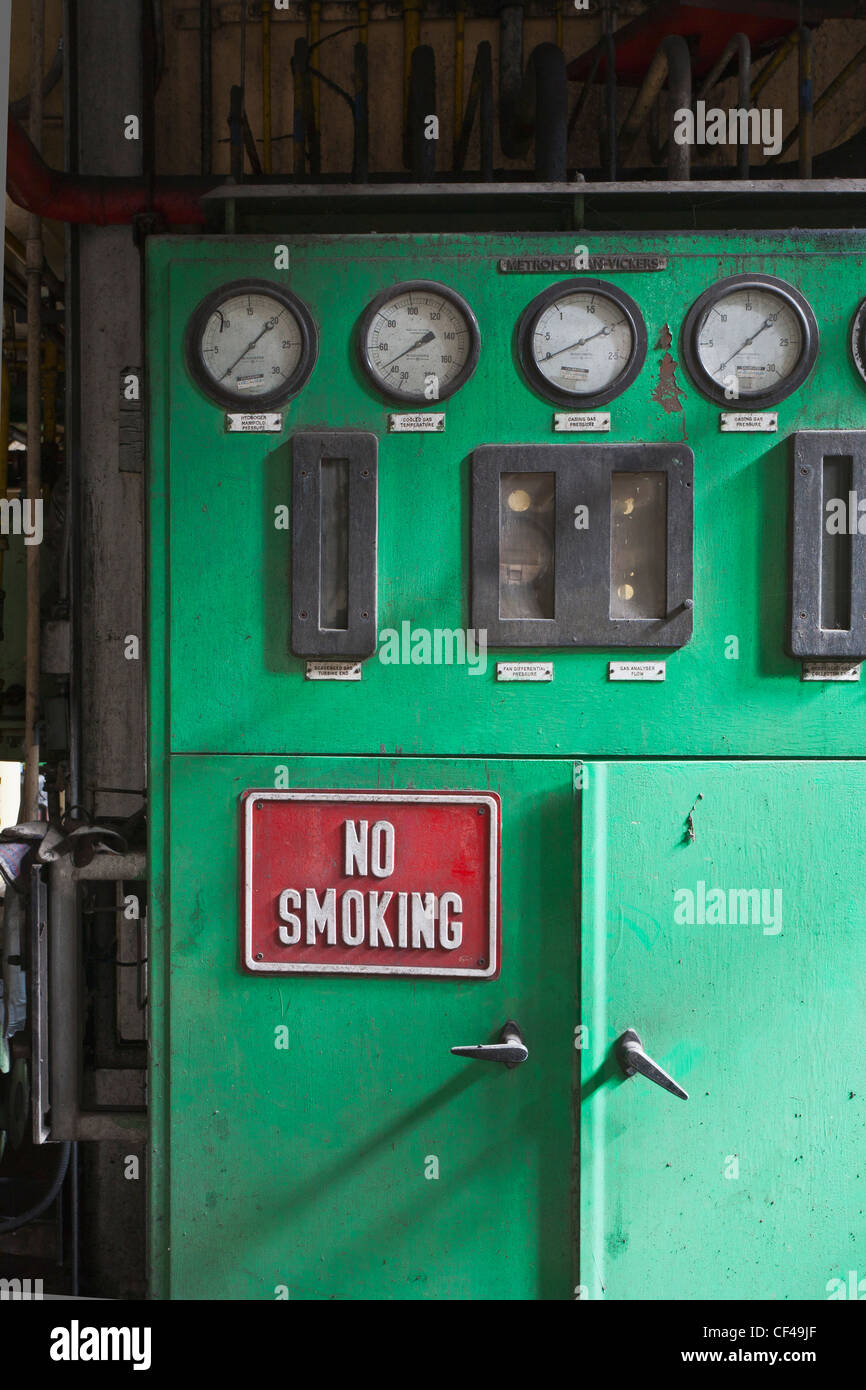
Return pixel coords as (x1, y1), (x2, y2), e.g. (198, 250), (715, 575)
(516, 279), (648, 408)
(185, 279), (318, 408)
(682, 273), (818, 407)
(358, 281), (481, 403)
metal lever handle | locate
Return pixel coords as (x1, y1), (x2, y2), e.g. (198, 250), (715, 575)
(615, 1028), (688, 1100)
(451, 1020), (528, 1069)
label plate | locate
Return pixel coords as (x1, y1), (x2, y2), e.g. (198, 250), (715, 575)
(242, 790), (500, 976)
(801, 662), (861, 682)
(719, 412), (778, 433)
(496, 662), (554, 682)
(225, 413), (283, 433)
(498, 254), (668, 274)
(305, 661), (362, 681)
(609, 661), (666, 682)
(388, 413), (445, 433)
(553, 412), (611, 433)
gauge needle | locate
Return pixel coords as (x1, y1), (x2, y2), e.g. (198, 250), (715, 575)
(220, 316), (279, 380)
(717, 317), (773, 374)
(382, 330), (435, 369)
(543, 321), (623, 360)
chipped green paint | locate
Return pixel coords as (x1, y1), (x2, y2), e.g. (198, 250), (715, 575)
(148, 231), (866, 1301)
(581, 761), (866, 1301)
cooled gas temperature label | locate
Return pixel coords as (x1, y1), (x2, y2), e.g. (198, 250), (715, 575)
(242, 790), (500, 977)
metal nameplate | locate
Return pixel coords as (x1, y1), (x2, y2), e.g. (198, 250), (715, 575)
(225, 412), (283, 433)
(305, 661), (363, 681)
(498, 254), (668, 274)
(554, 412), (611, 433)
(720, 412), (778, 433)
(609, 661), (666, 682)
(801, 662), (861, 682)
(388, 413), (445, 433)
(242, 790), (500, 977)
(496, 662), (554, 682)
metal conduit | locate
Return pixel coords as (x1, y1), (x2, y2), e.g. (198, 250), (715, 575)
(619, 34), (691, 180)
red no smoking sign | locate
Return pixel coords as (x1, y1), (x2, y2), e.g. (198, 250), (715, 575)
(242, 790), (501, 977)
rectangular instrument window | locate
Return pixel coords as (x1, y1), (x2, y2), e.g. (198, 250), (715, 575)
(292, 432), (378, 659)
(610, 471), (667, 620)
(499, 472), (555, 621)
(820, 456), (852, 632)
(319, 459), (350, 631)
(471, 443), (693, 649)
(790, 431), (866, 660)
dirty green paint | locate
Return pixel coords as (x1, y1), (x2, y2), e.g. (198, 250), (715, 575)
(581, 760), (866, 1301)
(148, 231), (866, 1301)
(149, 231), (866, 759)
(149, 756), (577, 1300)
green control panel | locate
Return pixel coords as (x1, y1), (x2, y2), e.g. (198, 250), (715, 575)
(148, 231), (866, 1301)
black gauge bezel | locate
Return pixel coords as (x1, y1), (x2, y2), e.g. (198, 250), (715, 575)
(185, 278), (318, 409)
(681, 272), (819, 409)
(516, 278), (648, 409)
(850, 298), (866, 385)
(357, 280), (481, 404)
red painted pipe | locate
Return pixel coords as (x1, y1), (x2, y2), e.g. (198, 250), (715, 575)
(6, 113), (216, 226)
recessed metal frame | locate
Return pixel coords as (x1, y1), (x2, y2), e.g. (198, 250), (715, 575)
(185, 278), (319, 409)
(789, 429), (866, 660)
(516, 278), (648, 409)
(681, 272), (819, 409)
(291, 431), (378, 659)
(357, 279), (481, 404)
(471, 442), (694, 649)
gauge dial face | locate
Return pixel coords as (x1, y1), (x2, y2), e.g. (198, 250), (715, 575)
(186, 281), (317, 408)
(683, 274), (818, 407)
(851, 299), (866, 385)
(517, 280), (648, 407)
(359, 282), (480, 403)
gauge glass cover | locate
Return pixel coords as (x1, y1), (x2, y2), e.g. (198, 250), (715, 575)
(517, 280), (648, 408)
(683, 274), (817, 407)
(186, 281), (317, 407)
(359, 282), (480, 403)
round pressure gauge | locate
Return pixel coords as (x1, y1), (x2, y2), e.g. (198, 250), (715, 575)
(185, 280), (318, 408)
(850, 299), (866, 385)
(682, 273), (818, 407)
(358, 281), (480, 403)
(516, 279), (648, 408)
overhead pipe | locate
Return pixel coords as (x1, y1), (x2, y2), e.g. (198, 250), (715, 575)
(200, 0), (212, 173)
(750, 28), (797, 102)
(0, 361), (8, 641)
(499, 6), (567, 180)
(768, 30), (866, 166)
(353, 0), (369, 180)
(454, 0), (465, 163)
(9, 32), (62, 118)
(228, 83), (244, 180)
(453, 40), (493, 179)
(310, 1), (322, 148)
(696, 32), (750, 179)
(402, 0), (421, 168)
(6, 114), (212, 226)
(353, 39), (369, 182)
(23, 0), (44, 824)
(798, 25), (813, 178)
(619, 34), (691, 179)
(499, 4), (524, 160)
(602, 12), (617, 181)
(407, 45), (437, 180)
(262, 0), (272, 173)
